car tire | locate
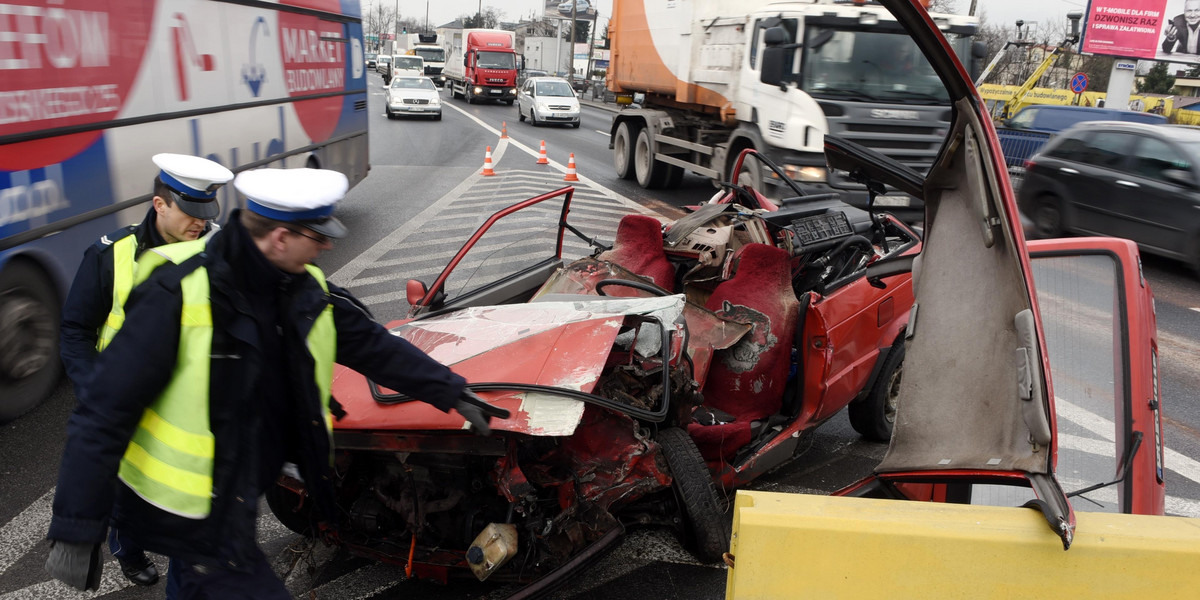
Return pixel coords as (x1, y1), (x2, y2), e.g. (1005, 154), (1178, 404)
(634, 127), (670, 189)
(266, 482), (313, 537)
(434, 113), (442, 121)
(518, 105), (526, 122)
(572, 120), (580, 129)
(0, 260), (61, 423)
(613, 121), (637, 180)
(1033, 196), (1065, 238)
(849, 342), (905, 442)
(656, 427), (729, 563)
(530, 110), (538, 127)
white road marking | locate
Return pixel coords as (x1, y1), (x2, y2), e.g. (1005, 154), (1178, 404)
(1190, 307), (1200, 314)
(595, 129), (608, 136)
(0, 489), (53, 576)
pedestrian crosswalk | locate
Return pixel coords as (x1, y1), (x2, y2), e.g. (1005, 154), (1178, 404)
(329, 167), (656, 321)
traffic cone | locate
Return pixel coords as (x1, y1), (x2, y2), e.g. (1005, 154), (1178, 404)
(501, 121), (508, 139)
(481, 146), (496, 176)
(536, 140), (550, 165)
(563, 153), (580, 182)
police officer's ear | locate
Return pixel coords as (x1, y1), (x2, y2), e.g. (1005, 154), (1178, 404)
(152, 195), (170, 216)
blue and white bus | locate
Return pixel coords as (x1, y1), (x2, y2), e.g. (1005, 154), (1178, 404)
(0, 0), (369, 420)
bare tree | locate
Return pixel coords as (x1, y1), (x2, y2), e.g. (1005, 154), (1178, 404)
(460, 7), (504, 29)
(364, 4), (396, 51)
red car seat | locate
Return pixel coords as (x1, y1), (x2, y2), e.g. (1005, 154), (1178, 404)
(596, 214), (675, 292)
(688, 243), (799, 462)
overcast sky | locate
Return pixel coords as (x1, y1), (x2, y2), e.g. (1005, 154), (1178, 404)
(378, 0), (1088, 36)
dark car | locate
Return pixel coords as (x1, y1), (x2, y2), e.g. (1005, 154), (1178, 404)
(1018, 120), (1200, 275)
(996, 105), (1169, 177)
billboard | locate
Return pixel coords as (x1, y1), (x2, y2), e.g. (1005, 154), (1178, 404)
(542, 0), (597, 22)
(1082, 0), (1200, 64)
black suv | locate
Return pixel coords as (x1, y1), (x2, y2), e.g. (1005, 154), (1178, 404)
(1017, 121), (1200, 275)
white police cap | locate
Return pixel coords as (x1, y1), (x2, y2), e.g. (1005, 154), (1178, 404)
(233, 168), (349, 239)
(152, 153), (234, 220)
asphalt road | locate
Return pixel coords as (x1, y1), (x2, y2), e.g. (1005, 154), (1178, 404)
(3, 72), (1200, 598)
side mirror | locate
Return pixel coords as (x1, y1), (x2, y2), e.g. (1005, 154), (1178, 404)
(760, 26), (791, 88)
(406, 279), (429, 306)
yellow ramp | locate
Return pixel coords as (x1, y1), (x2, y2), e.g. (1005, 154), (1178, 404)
(727, 490), (1200, 599)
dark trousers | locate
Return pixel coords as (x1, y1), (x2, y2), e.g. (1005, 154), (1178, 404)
(107, 527), (145, 562)
(165, 548), (289, 600)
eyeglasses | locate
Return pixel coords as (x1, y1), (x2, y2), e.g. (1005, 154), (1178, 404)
(286, 228), (331, 245)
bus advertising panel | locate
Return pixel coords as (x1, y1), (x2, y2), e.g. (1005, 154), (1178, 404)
(0, 0), (369, 420)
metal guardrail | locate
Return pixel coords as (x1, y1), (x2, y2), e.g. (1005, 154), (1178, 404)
(995, 128), (1052, 169)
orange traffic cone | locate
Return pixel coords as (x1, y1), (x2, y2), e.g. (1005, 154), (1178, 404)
(563, 153), (580, 182)
(481, 146), (496, 176)
(536, 140), (549, 165)
(501, 121), (508, 139)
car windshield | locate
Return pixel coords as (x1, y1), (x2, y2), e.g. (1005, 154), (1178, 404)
(535, 81), (574, 96)
(414, 47), (444, 62)
(366, 53), (377, 59)
(801, 26), (952, 104)
(478, 51), (515, 69)
(392, 78), (435, 90)
(395, 56), (421, 68)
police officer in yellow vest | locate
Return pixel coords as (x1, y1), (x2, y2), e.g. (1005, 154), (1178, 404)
(46, 168), (500, 597)
(58, 153), (234, 588)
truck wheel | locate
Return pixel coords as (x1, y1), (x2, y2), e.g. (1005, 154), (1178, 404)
(733, 156), (763, 194)
(657, 428), (729, 563)
(0, 261), (61, 423)
(849, 342), (905, 442)
(613, 122), (637, 180)
(465, 86), (475, 104)
(452, 84), (463, 99)
(634, 127), (669, 189)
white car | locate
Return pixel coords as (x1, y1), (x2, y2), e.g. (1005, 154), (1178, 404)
(385, 76), (441, 120)
(516, 77), (580, 128)
(557, 0), (589, 14)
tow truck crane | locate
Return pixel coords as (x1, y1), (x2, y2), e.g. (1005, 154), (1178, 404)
(977, 11), (1083, 120)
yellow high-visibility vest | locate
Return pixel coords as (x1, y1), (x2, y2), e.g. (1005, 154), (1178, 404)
(113, 239), (336, 518)
(96, 234), (137, 352)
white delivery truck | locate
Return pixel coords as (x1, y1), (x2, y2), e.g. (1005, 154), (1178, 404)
(399, 33), (447, 86)
(607, 0), (982, 222)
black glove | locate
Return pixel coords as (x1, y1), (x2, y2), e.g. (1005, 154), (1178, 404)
(454, 390), (511, 436)
(45, 540), (103, 591)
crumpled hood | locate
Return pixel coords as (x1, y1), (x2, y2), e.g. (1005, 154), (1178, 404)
(333, 296), (687, 436)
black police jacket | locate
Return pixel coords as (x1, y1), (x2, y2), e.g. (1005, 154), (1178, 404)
(59, 206), (167, 390)
(49, 213), (467, 571)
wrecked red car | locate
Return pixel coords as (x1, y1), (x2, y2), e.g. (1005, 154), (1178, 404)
(268, 153), (922, 592)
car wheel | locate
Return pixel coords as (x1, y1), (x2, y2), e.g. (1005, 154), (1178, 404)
(656, 428), (729, 563)
(1033, 196), (1065, 238)
(634, 127), (669, 189)
(849, 342), (905, 442)
(530, 110), (538, 126)
(0, 261), (61, 423)
(572, 120), (580, 129)
(266, 482), (313, 536)
(518, 104), (526, 122)
(385, 107), (393, 119)
(434, 113), (442, 121)
(613, 121), (637, 180)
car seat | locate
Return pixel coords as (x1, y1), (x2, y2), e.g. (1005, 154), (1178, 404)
(688, 243), (799, 462)
(596, 214), (675, 292)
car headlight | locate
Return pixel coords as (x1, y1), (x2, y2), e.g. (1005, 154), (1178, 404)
(473, 86), (482, 94)
(778, 164), (827, 183)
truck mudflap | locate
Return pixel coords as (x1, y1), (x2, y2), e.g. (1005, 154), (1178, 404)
(725, 490), (1200, 599)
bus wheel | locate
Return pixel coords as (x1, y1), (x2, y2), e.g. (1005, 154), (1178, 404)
(0, 261), (61, 422)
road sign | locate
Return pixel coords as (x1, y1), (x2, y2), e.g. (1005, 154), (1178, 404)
(1070, 72), (1089, 94)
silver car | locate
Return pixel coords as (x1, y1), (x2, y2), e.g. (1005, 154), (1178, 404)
(516, 77), (580, 128)
(385, 77), (441, 120)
